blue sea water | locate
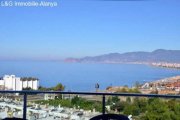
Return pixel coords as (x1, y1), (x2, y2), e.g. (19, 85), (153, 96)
(0, 61), (179, 92)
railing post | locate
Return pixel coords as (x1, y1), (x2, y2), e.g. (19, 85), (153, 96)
(102, 95), (105, 115)
(23, 93), (27, 120)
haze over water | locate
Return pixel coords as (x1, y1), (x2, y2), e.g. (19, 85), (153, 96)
(0, 61), (179, 91)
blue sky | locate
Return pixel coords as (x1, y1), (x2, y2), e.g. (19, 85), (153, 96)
(0, 0), (180, 60)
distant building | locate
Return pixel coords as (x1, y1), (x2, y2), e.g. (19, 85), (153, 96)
(44, 94), (57, 100)
(0, 75), (39, 91)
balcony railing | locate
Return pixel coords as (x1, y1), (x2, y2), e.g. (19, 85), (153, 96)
(0, 90), (179, 119)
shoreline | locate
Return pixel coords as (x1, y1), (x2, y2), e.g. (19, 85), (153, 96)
(65, 61), (180, 69)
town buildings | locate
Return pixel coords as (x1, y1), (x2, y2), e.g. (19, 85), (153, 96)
(0, 75), (39, 91)
(140, 76), (180, 94)
(152, 62), (180, 69)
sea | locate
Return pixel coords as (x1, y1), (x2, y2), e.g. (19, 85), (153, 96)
(0, 61), (179, 92)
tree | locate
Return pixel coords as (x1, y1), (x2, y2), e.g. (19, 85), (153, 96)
(111, 101), (128, 112)
(71, 95), (80, 105)
(23, 87), (32, 90)
(54, 83), (65, 91)
(126, 97), (131, 103)
(38, 86), (48, 91)
(167, 99), (180, 120)
(142, 98), (171, 120)
(112, 96), (120, 103)
(95, 83), (100, 92)
(135, 98), (148, 113)
(124, 104), (140, 116)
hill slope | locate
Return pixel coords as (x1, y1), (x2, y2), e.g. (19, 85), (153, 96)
(65, 49), (180, 63)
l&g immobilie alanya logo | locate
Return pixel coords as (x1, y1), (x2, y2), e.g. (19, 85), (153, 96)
(1, 1), (14, 7)
(0, 0), (58, 7)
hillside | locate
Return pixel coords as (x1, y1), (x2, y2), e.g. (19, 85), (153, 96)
(65, 49), (180, 63)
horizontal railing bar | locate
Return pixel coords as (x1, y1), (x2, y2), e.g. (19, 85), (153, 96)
(0, 90), (179, 98)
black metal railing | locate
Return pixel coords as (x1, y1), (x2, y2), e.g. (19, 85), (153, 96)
(0, 90), (180, 119)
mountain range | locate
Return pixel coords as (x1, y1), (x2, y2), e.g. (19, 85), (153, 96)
(65, 49), (180, 63)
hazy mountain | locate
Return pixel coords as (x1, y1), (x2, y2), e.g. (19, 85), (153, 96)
(65, 49), (180, 63)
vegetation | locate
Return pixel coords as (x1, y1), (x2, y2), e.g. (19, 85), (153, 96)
(22, 87), (33, 90)
(36, 83), (179, 119)
(35, 95), (102, 112)
(38, 83), (65, 91)
(22, 87), (37, 95)
(71, 96), (102, 111)
(106, 96), (180, 120)
(35, 94), (179, 120)
(53, 83), (65, 91)
(21, 77), (38, 81)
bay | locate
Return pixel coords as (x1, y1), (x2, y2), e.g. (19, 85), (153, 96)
(0, 61), (179, 91)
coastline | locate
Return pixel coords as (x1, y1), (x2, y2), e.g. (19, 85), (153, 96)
(151, 62), (180, 69)
(106, 75), (180, 95)
(65, 60), (180, 69)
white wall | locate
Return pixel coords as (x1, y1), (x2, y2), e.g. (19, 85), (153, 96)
(15, 78), (22, 91)
(23, 80), (28, 88)
(0, 80), (4, 86)
(28, 80), (33, 88)
(33, 80), (39, 90)
(4, 75), (14, 90)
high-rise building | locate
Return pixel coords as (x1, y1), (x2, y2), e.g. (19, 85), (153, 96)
(0, 75), (39, 90)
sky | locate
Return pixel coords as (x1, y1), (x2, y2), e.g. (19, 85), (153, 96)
(0, 0), (180, 60)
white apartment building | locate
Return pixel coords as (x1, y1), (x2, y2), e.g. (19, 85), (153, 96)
(0, 75), (39, 91)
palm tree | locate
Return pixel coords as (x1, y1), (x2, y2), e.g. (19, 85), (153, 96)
(95, 83), (99, 92)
